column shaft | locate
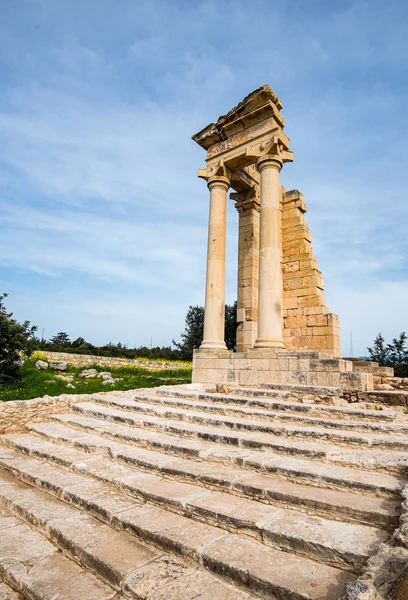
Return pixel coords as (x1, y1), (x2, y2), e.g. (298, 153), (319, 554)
(254, 157), (285, 349)
(200, 176), (229, 350)
(235, 196), (260, 352)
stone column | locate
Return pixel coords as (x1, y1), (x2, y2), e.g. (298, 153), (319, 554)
(200, 175), (230, 350)
(233, 190), (260, 352)
(254, 155), (285, 349)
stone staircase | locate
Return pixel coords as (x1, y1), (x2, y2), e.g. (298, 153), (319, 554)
(1, 384), (408, 599)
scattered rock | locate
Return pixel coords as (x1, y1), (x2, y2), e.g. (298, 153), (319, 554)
(44, 380), (57, 384)
(49, 361), (68, 372)
(79, 369), (98, 378)
(35, 360), (49, 370)
(101, 377), (123, 385)
(215, 383), (229, 394)
(331, 396), (350, 407)
(66, 383), (76, 389)
(98, 371), (113, 380)
(301, 395), (316, 404)
(339, 580), (379, 600)
(55, 375), (74, 382)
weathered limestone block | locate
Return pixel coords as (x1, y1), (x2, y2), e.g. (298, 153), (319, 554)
(281, 190), (340, 357)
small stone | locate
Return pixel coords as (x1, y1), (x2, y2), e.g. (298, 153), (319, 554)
(49, 361), (68, 372)
(301, 395), (316, 404)
(79, 369), (98, 378)
(339, 580), (378, 599)
(67, 384), (76, 389)
(35, 360), (49, 370)
(55, 375), (74, 382)
(98, 372), (113, 380)
(101, 379), (115, 385)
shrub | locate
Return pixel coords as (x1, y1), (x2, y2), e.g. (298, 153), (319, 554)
(0, 293), (37, 382)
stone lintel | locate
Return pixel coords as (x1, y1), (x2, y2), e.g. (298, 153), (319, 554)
(192, 85), (284, 151)
(229, 167), (259, 193)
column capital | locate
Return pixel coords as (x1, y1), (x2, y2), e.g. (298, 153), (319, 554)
(256, 154), (283, 173)
(198, 160), (231, 186)
(231, 187), (260, 213)
(207, 175), (230, 192)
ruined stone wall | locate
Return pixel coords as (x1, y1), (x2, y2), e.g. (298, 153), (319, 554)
(281, 190), (341, 357)
(42, 352), (189, 371)
(0, 394), (89, 434)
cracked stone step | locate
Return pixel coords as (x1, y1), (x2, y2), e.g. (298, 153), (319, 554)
(116, 392), (407, 434)
(0, 466), (352, 600)
(66, 403), (405, 495)
(0, 445), (390, 572)
(51, 411), (408, 475)
(157, 389), (397, 421)
(0, 469), (255, 600)
(260, 383), (342, 395)
(1, 432), (400, 529)
(0, 505), (119, 600)
(0, 578), (23, 600)
(79, 398), (408, 450)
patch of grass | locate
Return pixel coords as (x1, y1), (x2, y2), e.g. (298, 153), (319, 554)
(0, 358), (192, 402)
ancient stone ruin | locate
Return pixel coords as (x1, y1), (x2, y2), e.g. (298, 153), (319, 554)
(193, 85), (339, 356)
(0, 86), (408, 600)
(191, 86), (386, 394)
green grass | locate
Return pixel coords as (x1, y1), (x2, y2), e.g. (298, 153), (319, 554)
(0, 358), (192, 402)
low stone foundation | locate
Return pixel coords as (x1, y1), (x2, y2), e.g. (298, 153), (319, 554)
(192, 350), (374, 392)
(0, 394), (90, 435)
(42, 351), (188, 371)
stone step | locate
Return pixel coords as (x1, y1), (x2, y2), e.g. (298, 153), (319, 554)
(2, 430), (400, 529)
(52, 410), (408, 475)
(261, 382), (342, 395)
(30, 417), (404, 497)
(0, 578), (23, 600)
(0, 445), (389, 572)
(359, 390), (408, 408)
(129, 392), (406, 434)
(0, 504), (120, 600)
(0, 467), (255, 600)
(74, 397), (408, 458)
(158, 389), (396, 421)
(0, 462), (352, 600)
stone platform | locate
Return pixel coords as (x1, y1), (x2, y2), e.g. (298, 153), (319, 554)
(1, 384), (408, 599)
(192, 350), (388, 392)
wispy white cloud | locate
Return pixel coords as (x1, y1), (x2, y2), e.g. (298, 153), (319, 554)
(0, 0), (407, 353)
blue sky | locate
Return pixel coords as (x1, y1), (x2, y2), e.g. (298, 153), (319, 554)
(0, 0), (407, 355)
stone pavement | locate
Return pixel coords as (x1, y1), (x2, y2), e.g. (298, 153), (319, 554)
(1, 384), (408, 599)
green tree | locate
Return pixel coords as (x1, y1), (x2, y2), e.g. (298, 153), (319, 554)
(49, 332), (71, 347)
(387, 332), (408, 377)
(225, 301), (237, 351)
(368, 331), (408, 377)
(0, 293), (37, 381)
(172, 305), (204, 361)
(367, 333), (389, 365)
(173, 303), (238, 360)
